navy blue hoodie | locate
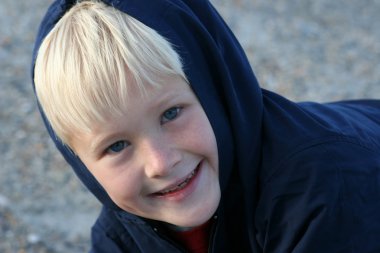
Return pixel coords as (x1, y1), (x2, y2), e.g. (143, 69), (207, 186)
(32, 0), (380, 252)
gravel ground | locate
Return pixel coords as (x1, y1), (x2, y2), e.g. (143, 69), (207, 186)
(1, 0), (379, 252)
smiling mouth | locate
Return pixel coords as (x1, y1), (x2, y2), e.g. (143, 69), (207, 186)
(152, 165), (200, 197)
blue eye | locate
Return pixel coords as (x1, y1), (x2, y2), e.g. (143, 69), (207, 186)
(161, 107), (181, 124)
(107, 141), (129, 154)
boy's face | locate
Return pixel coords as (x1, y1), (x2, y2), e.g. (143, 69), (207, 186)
(71, 76), (220, 227)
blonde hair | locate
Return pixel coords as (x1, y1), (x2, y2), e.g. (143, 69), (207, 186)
(34, 0), (186, 145)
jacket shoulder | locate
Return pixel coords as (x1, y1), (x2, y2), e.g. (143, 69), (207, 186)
(256, 139), (380, 252)
(90, 207), (139, 253)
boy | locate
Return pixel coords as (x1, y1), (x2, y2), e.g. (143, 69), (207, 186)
(32, 0), (380, 252)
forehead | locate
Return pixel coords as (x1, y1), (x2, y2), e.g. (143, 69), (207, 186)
(88, 76), (194, 128)
(113, 75), (195, 114)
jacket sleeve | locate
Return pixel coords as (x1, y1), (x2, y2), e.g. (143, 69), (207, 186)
(89, 208), (140, 253)
(90, 224), (127, 253)
(255, 140), (380, 253)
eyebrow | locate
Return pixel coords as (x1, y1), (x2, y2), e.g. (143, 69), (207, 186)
(139, 88), (185, 118)
(149, 89), (181, 109)
(88, 132), (120, 156)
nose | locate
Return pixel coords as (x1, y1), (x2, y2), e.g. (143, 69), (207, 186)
(140, 136), (181, 178)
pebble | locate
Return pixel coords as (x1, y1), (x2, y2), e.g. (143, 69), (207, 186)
(27, 233), (40, 244)
(0, 195), (9, 208)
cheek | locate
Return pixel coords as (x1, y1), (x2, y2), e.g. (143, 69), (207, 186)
(202, 126), (219, 169)
(94, 169), (142, 205)
(185, 110), (218, 165)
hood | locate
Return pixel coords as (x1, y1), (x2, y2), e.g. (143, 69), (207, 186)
(31, 0), (263, 212)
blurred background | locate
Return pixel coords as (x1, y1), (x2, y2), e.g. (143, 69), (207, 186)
(1, 0), (379, 252)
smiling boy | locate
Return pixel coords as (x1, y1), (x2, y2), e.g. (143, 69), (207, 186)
(34, 1), (222, 251)
(32, 0), (380, 252)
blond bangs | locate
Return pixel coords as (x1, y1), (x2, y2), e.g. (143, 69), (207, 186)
(34, 0), (186, 145)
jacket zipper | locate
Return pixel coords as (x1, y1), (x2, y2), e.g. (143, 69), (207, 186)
(152, 226), (188, 252)
(207, 215), (219, 253)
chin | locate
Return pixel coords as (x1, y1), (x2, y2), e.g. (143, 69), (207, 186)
(170, 194), (220, 228)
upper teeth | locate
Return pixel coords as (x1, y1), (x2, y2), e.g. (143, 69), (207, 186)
(158, 170), (196, 195)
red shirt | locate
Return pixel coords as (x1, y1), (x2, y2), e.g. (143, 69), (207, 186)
(168, 219), (214, 253)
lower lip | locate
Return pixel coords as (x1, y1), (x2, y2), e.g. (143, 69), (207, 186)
(152, 162), (202, 202)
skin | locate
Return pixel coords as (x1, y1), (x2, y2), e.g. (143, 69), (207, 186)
(71, 76), (220, 228)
